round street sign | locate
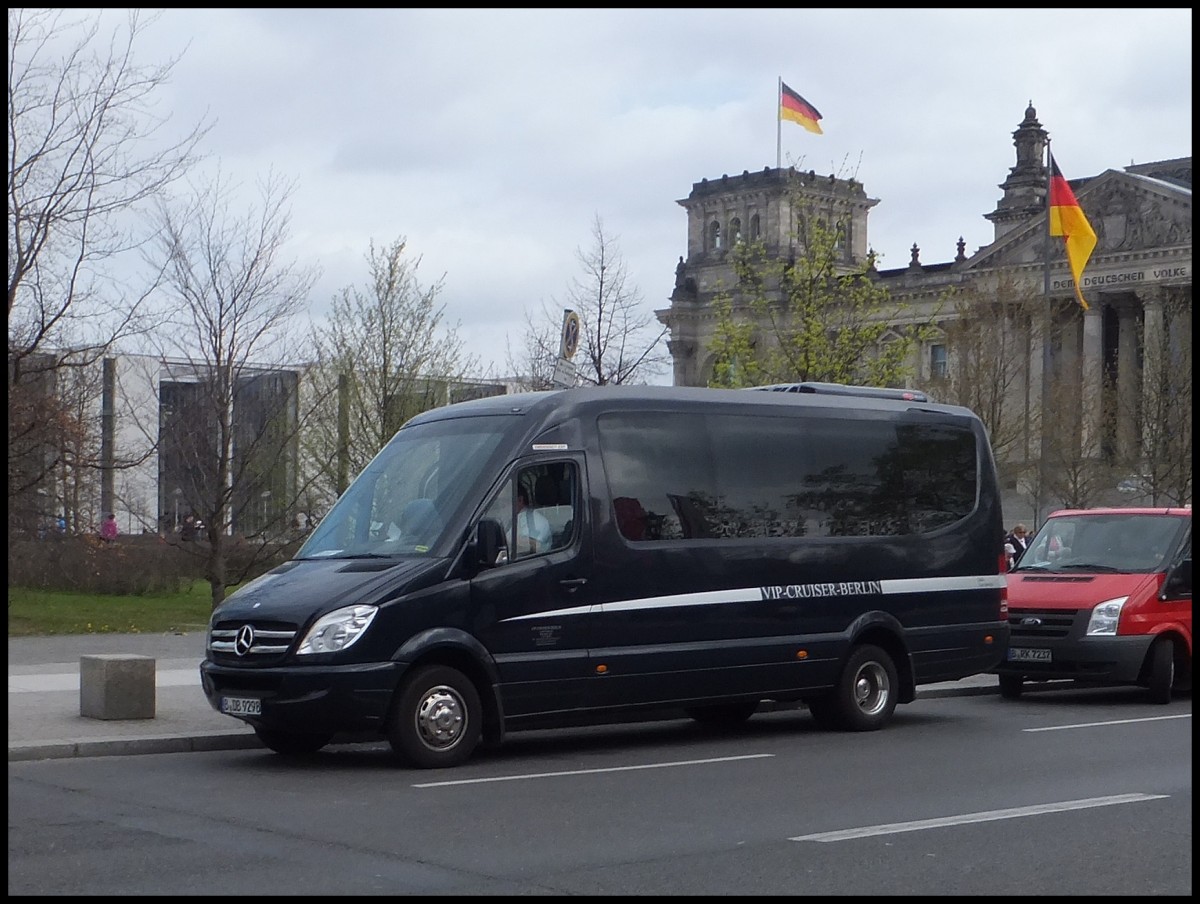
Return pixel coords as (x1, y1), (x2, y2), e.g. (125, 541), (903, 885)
(560, 310), (581, 360)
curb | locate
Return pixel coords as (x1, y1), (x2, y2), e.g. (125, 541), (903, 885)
(9, 731), (262, 763)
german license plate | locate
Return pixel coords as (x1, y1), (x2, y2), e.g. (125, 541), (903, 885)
(1008, 647), (1052, 663)
(221, 696), (261, 716)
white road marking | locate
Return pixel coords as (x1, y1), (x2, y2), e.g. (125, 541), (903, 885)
(789, 793), (1168, 842)
(413, 753), (774, 788)
(1024, 713), (1191, 731)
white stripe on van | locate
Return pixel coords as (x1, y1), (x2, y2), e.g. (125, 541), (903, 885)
(502, 573), (1005, 622)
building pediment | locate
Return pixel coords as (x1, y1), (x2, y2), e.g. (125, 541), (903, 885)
(964, 168), (1192, 271)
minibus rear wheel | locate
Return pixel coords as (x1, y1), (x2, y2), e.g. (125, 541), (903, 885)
(388, 664), (483, 768)
(807, 644), (897, 731)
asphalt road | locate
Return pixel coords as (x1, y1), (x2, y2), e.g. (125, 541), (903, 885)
(8, 684), (1191, 895)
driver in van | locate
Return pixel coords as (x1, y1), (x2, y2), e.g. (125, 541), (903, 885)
(514, 485), (552, 555)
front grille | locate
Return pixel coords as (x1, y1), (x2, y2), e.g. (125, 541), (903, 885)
(209, 619), (299, 663)
(1007, 608), (1082, 639)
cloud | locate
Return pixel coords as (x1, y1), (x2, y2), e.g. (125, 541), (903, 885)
(91, 8), (1192, 379)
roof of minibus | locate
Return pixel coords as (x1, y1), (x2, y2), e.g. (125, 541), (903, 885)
(404, 384), (980, 426)
(1047, 507), (1192, 518)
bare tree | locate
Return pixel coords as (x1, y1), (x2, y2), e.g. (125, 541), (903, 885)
(509, 215), (668, 386)
(1136, 290), (1192, 506)
(7, 8), (209, 524)
(505, 311), (558, 390)
(305, 237), (478, 503)
(925, 274), (1044, 464)
(147, 168), (318, 607)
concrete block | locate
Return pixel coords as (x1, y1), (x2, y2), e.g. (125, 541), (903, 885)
(80, 654), (156, 720)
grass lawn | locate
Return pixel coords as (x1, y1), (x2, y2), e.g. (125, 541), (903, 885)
(8, 581), (221, 636)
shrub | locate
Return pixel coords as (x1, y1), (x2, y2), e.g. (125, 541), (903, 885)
(8, 534), (195, 595)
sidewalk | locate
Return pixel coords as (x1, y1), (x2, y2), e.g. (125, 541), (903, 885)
(8, 631), (259, 762)
(8, 632), (999, 762)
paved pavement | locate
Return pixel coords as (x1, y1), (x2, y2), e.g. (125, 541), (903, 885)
(8, 631), (999, 762)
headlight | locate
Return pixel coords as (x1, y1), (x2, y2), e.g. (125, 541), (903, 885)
(1085, 597), (1128, 636)
(297, 605), (378, 654)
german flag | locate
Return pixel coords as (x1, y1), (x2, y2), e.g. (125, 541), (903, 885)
(779, 82), (823, 135)
(1048, 152), (1097, 310)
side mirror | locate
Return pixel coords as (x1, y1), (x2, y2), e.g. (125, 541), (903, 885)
(472, 518), (507, 569)
(1161, 558), (1191, 599)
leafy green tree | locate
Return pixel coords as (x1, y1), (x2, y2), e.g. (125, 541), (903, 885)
(707, 203), (935, 389)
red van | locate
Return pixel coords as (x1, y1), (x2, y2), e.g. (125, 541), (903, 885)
(996, 507), (1192, 703)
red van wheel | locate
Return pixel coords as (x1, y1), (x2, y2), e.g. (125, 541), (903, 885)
(1145, 639), (1175, 705)
(998, 675), (1024, 700)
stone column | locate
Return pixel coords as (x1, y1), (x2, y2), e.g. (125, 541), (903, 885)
(1059, 309), (1082, 458)
(667, 339), (694, 388)
(1115, 300), (1140, 462)
(1028, 307), (1046, 465)
(1080, 304), (1104, 458)
(1141, 289), (1165, 461)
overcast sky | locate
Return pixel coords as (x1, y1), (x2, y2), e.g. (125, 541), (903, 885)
(102, 9), (1194, 379)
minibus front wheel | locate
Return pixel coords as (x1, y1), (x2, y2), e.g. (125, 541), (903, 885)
(253, 726), (333, 756)
(387, 664), (483, 768)
(806, 644), (897, 731)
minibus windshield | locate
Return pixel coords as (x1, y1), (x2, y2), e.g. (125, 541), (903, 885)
(297, 415), (515, 559)
(1014, 512), (1188, 574)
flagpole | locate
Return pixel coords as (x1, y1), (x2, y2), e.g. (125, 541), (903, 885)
(1043, 139), (1052, 297)
(1038, 137), (1053, 528)
(776, 76), (782, 170)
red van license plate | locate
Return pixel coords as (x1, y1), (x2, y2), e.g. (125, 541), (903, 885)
(221, 696), (261, 716)
(1008, 648), (1052, 663)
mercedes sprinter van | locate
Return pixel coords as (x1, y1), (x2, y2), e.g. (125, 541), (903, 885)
(201, 383), (1008, 767)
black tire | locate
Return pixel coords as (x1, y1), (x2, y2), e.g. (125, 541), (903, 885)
(1145, 639), (1175, 705)
(253, 726), (332, 756)
(685, 700), (759, 726)
(387, 665), (482, 769)
(998, 674), (1024, 700)
(805, 696), (840, 730)
(811, 644), (898, 732)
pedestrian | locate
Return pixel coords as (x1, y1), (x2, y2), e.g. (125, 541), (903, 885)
(100, 513), (119, 543)
(1004, 523), (1029, 566)
(180, 513), (197, 542)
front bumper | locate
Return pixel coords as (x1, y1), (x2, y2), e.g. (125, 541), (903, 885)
(199, 659), (407, 735)
(993, 625), (1153, 685)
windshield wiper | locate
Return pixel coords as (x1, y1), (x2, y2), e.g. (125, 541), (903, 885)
(1055, 562), (1121, 573)
(299, 551), (395, 560)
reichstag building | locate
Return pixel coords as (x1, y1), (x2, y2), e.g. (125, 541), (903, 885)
(657, 104), (1191, 523)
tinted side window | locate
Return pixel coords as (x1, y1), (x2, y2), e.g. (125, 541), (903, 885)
(598, 411), (977, 541)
